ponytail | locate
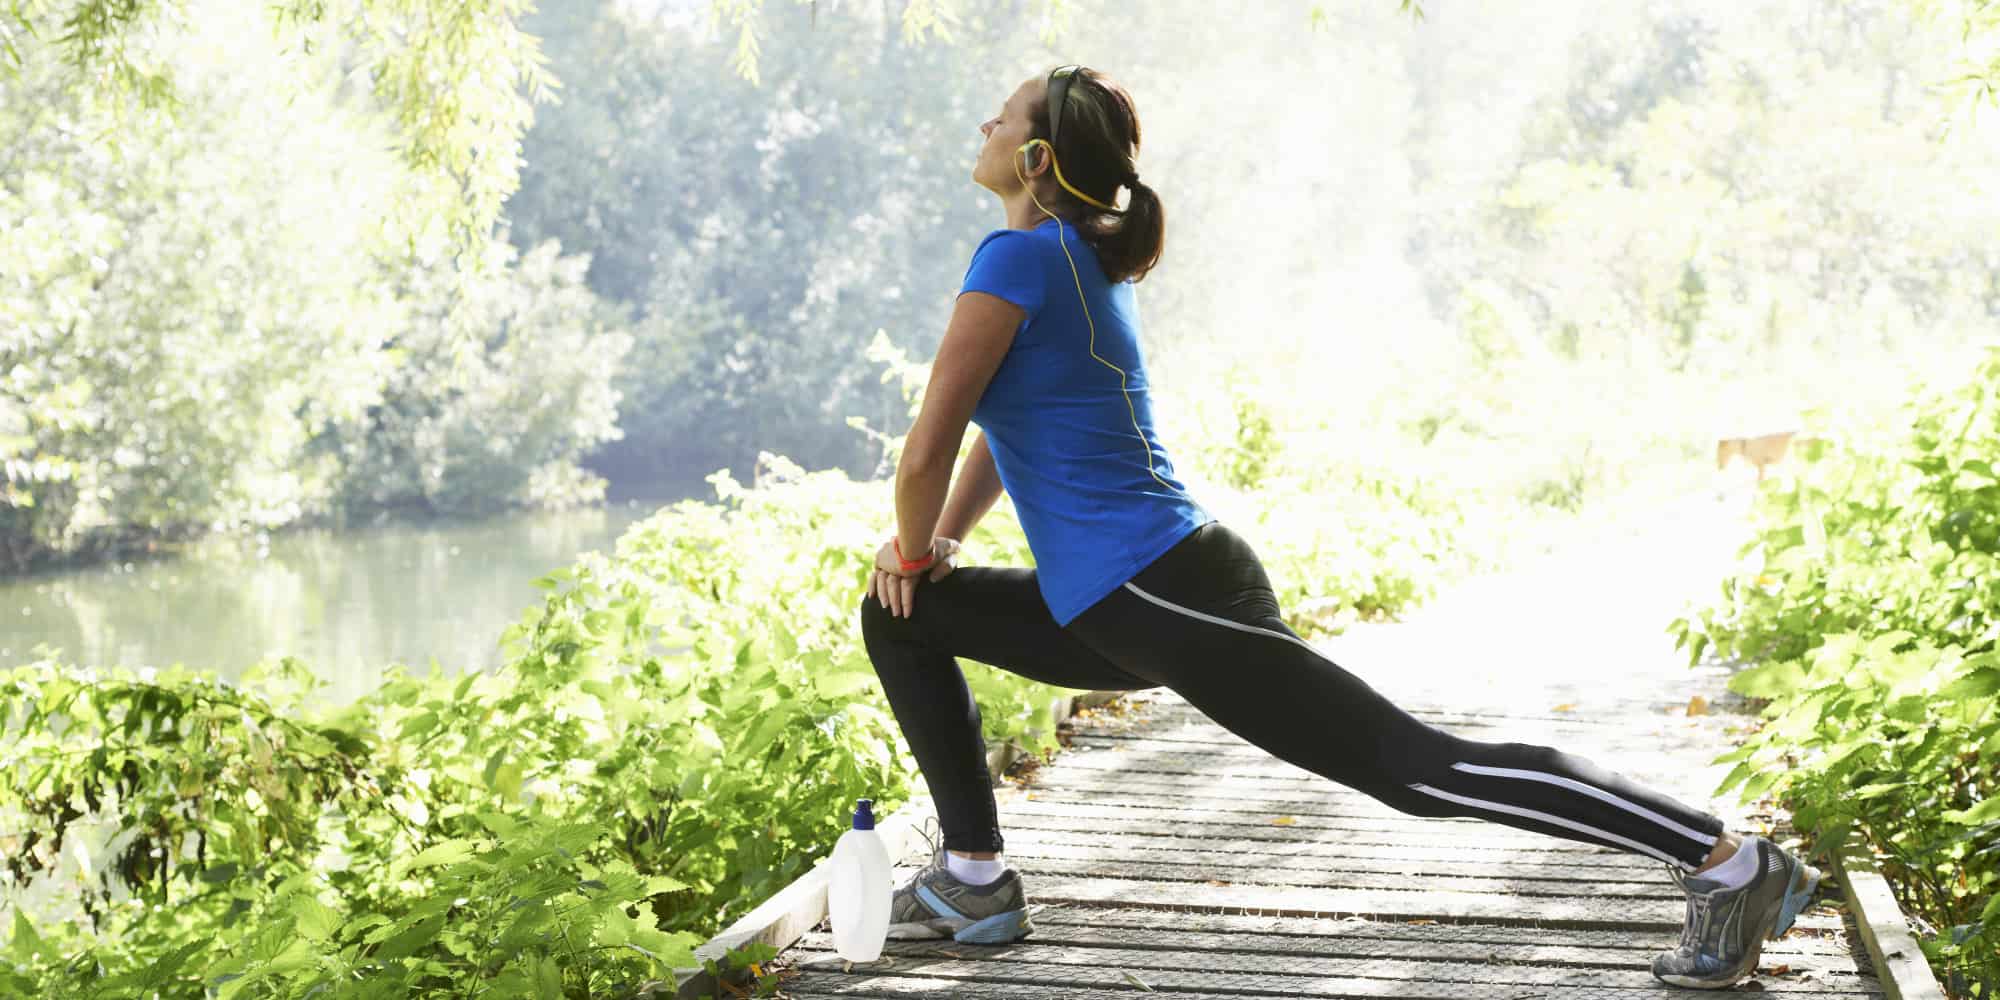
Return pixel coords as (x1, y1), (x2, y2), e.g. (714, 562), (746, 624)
(1080, 176), (1164, 284)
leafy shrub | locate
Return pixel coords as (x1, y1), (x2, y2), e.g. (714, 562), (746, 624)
(1671, 346), (2000, 998)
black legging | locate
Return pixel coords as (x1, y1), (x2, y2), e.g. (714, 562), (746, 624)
(859, 520), (1726, 867)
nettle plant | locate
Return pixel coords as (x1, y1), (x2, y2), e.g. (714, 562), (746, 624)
(1671, 346), (2000, 998)
(0, 459), (1072, 996)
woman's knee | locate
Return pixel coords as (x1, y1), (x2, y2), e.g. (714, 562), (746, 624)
(858, 591), (898, 642)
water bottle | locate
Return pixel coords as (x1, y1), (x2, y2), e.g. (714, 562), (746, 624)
(826, 798), (892, 962)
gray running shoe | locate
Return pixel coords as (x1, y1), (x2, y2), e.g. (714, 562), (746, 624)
(884, 822), (1033, 944)
(1652, 836), (1822, 989)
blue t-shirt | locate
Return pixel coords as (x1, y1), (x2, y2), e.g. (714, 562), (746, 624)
(958, 216), (1214, 626)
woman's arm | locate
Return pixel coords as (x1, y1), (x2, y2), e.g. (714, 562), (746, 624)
(935, 431), (1005, 541)
(891, 292), (1020, 563)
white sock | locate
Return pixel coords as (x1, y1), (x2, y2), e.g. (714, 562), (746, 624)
(945, 852), (1006, 885)
(1700, 837), (1763, 888)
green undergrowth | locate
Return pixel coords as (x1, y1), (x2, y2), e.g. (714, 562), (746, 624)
(0, 408), (1495, 998)
(1671, 346), (2000, 998)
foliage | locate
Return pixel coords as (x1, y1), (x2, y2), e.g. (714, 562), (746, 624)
(509, 0), (1037, 494)
(327, 239), (635, 516)
(1, 0), (554, 263)
(1418, 1), (2000, 380)
(0, 1), (630, 571)
(1669, 345), (2000, 998)
(0, 451), (1074, 994)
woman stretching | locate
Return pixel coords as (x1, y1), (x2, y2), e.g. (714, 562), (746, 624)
(858, 64), (1818, 991)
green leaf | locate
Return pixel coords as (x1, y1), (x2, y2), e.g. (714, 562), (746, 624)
(289, 894), (342, 942)
(374, 913), (446, 961)
(399, 710), (441, 740)
(534, 955), (563, 999)
(1853, 782), (1907, 799)
(10, 910), (42, 962)
(688, 721), (724, 754)
(495, 759), (524, 800)
(1729, 660), (1807, 699)
(1943, 796), (2000, 826)
(390, 838), (480, 879)
(1941, 665), (2000, 701)
(815, 672), (878, 700)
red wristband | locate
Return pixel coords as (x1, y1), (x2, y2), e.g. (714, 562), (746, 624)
(893, 537), (936, 573)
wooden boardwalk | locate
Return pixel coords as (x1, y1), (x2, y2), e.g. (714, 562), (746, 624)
(776, 491), (1886, 998)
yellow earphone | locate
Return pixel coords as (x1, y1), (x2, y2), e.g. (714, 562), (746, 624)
(1011, 136), (1173, 491)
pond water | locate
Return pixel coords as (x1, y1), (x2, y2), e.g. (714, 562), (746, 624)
(0, 503), (660, 705)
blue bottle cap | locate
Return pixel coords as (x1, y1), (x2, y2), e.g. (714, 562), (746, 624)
(853, 798), (876, 831)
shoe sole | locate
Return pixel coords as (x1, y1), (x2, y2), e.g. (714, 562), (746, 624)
(885, 909), (1033, 944)
(1656, 859), (1822, 990)
(955, 908), (1033, 944)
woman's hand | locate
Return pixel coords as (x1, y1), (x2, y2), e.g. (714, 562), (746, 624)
(869, 537), (964, 618)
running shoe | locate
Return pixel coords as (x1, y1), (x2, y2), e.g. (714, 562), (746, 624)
(884, 819), (1034, 944)
(1652, 835), (1822, 989)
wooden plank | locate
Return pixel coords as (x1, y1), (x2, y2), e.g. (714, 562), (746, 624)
(1016, 773), (1738, 831)
(791, 923), (1864, 971)
(1029, 759), (1724, 806)
(1007, 788), (1719, 836)
(1003, 853), (1674, 897)
(780, 984), (1849, 1000)
(998, 805), (1635, 850)
(1834, 849), (1947, 1000)
(1002, 837), (1669, 882)
(1020, 903), (1863, 958)
(1035, 746), (1720, 788)
(1009, 796), (1567, 834)
(996, 826), (1666, 871)
(1063, 730), (1730, 759)
(784, 946), (1882, 996)
(1012, 872), (1848, 932)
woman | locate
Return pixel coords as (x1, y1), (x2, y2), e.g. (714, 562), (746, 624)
(858, 64), (1817, 990)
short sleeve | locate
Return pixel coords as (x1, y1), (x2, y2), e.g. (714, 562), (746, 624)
(959, 230), (1045, 323)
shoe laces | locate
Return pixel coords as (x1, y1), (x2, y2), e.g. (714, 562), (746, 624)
(1667, 865), (1714, 954)
(912, 815), (948, 876)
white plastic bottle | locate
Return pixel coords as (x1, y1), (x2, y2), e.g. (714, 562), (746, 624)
(826, 798), (891, 962)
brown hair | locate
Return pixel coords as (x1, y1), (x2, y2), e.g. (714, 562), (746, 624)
(1029, 67), (1164, 284)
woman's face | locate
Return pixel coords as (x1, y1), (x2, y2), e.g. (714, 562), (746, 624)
(974, 76), (1046, 193)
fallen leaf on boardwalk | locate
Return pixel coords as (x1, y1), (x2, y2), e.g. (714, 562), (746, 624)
(1121, 971), (1156, 992)
(1766, 963), (1793, 975)
(1024, 792), (1038, 800)
(1206, 879), (1232, 886)
(1406, 918), (1438, 925)
(1272, 816), (1297, 826)
(1686, 695), (1709, 717)
(1551, 703), (1576, 712)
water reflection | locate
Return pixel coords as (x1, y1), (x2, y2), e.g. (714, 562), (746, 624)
(1, 504), (655, 705)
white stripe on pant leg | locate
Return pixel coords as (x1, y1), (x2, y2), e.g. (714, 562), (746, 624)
(1123, 580), (1699, 871)
(1449, 762), (1719, 851)
(1407, 782), (1691, 869)
(1122, 582), (1329, 660)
